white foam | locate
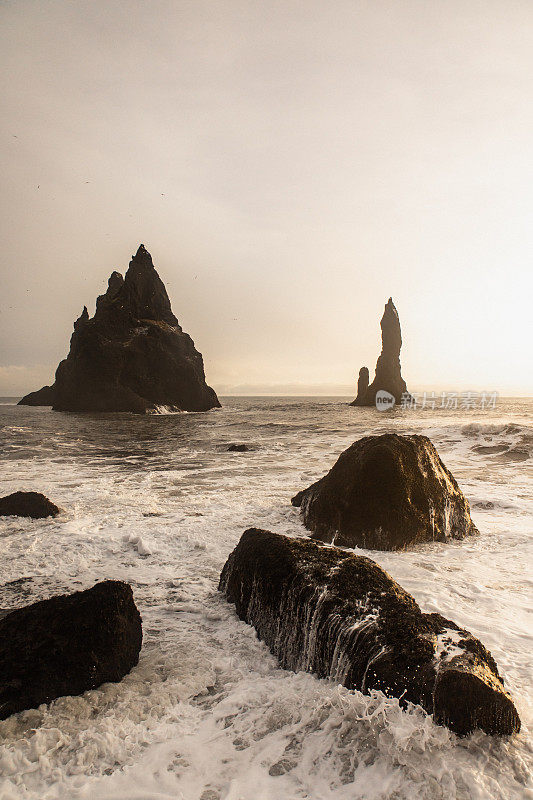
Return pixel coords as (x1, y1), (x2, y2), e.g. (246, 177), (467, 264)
(0, 398), (531, 799)
(434, 627), (467, 662)
(122, 532), (154, 556)
(148, 405), (184, 415)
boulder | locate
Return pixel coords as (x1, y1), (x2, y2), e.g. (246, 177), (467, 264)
(0, 491), (61, 519)
(351, 298), (409, 406)
(18, 244), (220, 413)
(219, 529), (520, 736)
(227, 443), (250, 452)
(292, 433), (478, 550)
(0, 580), (142, 720)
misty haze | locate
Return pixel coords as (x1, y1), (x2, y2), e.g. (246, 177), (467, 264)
(0, 3), (531, 800)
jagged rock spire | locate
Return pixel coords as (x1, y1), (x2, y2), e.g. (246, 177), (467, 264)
(74, 306), (89, 330)
(355, 366), (369, 400)
(121, 244), (175, 323)
(351, 297), (409, 406)
(19, 244), (220, 413)
(108, 271), (124, 293)
(380, 298), (402, 358)
(132, 243), (153, 267)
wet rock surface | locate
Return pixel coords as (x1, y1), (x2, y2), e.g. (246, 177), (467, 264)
(19, 245), (220, 413)
(0, 580), (142, 720)
(351, 298), (409, 406)
(220, 529), (520, 736)
(292, 433), (478, 550)
(0, 491), (61, 519)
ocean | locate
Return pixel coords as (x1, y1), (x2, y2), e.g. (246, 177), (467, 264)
(0, 397), (531, 800)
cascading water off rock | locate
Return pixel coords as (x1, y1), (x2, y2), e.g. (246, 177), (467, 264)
(219, 529), (520, 736)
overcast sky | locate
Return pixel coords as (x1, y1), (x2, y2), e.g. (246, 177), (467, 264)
(1, 0), (532, 395)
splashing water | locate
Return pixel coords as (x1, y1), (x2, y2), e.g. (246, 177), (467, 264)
(0, 397), (531, 799)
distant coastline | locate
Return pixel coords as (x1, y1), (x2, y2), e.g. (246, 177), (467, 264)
(3, 393), (532, 403)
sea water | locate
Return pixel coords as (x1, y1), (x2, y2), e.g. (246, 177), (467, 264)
(0, 397), (531, 800)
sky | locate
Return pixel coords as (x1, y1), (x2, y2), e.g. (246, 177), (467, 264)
(1, 0), (532, 396)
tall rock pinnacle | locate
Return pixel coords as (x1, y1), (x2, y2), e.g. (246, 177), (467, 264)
(19, 245), (220, 413)
(351, 298), (409, 406)
(119, 244), (175, 323)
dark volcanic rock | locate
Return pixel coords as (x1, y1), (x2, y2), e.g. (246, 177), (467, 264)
(18, 244), (220, 413)
(292, 433), (478, 550)
(219, 529), (520, 736)
(0, 491), (61, 519)
(227, 443), (250, 452)
(354, 367), (369, 403)
(17, 385), (55, 406)
(0, 580), (142, 720)
(351, 298), (409, 406)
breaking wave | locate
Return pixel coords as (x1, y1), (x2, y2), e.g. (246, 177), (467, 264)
(0, 396), (531, 799)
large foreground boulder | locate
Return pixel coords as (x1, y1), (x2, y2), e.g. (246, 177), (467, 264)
(18, 244), (220, 413)
(0, 581), (142, 719)
(351, 298), (409, 406)
(220, 529), (520, 736)
(0, 491), (60, 519)
(292, 433), (478, 550)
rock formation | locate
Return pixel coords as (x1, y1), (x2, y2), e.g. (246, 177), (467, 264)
(351, 298), (409, 406)
(354, 367), (369, 402)
(0, 491), (61, 519)
(220, 529), (520, 736)
(16, 385), (55, 406)
(292, 433), (478, 550)
(0, 580), (142, 720)
(18, 245), (220, 413)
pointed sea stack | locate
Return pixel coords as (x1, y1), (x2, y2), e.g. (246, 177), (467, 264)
(19, 245), (220, 413)
(351, 298), (409, 406)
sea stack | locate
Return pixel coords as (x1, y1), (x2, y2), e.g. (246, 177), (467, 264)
(19, 245), (220, 413)
(351, 298), (409, 406)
